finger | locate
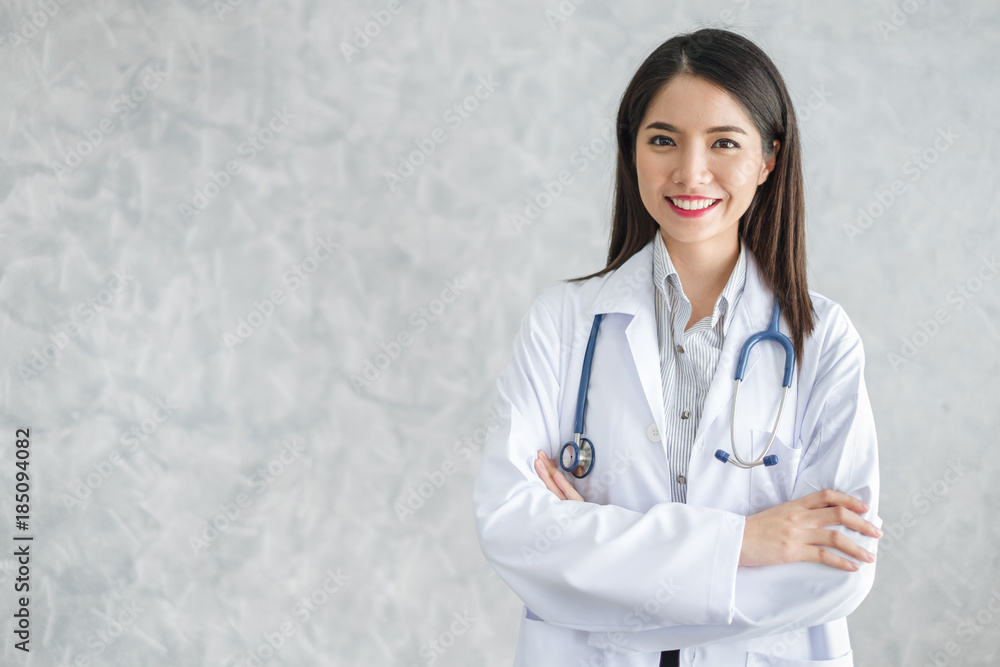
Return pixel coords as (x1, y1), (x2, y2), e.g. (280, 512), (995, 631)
(808, 545), (862, 572)
(538, 454), (561, 481)
(809, 528), (875, 564)
(536, 452), (584, 502)
(534, 454), (566, 500)
(798, 489), (869, 514)
(541, 458), (584, 501)
(550, 466), (585, 502)
(798, 489), (867, 512)
(534, 458), (566, 500)
(812, 506), (883, 539)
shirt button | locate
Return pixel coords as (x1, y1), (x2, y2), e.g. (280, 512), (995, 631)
(675, 344), (684, 354)
(680, 410), (690, 419)
(676, 475), (686, 485)
(646, 424), (660, 442)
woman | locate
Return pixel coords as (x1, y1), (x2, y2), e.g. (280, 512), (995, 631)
(473, 28), (882, 667)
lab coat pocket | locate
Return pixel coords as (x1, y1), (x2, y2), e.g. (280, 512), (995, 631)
(514, 606), (606, 667)
(745, 649), (854, 666)
(748, 430), (802, 513)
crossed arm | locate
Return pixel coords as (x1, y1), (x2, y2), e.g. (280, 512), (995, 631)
(534, 450), (882, 572)
(473, 294), (883, 646)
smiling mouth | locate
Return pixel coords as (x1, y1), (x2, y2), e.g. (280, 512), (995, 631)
(667, 197), (721, 211)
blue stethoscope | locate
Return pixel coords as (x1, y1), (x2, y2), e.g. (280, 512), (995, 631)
(559, 300), (794, 478)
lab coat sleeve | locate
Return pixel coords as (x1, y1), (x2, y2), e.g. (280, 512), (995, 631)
(473, 291), (746, 632)
(589, 303), (882, 654)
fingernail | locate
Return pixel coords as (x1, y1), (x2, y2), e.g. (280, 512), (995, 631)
(875, 527), (883, 538)
(861, 503), (870, 512)
(865, 550), (875, 563)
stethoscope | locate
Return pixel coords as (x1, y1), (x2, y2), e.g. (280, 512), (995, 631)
(559, 300), (794, 478)
(714, 300), (795, 469)
(559, 313), (603, 478)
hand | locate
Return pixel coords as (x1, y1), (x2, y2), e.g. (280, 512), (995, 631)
(533, 449), (584, 502)
(739, 489), (883, 572)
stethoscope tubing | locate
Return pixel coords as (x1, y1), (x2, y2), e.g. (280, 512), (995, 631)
(717, 300), (795, 468)
(560, 313), (603, 478)
(724, 380), (788, 468)
(560, 300), (795, 476)
(573, 313), (603, 436)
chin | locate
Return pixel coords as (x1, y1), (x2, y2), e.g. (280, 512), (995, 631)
(657, 222), (737, 247)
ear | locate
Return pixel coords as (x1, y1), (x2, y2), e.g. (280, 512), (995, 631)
(759, 139), (780, 184)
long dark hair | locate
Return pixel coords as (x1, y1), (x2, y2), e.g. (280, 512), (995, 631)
(566, 28), (814, 367)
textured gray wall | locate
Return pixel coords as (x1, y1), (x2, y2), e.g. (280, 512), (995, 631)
(1, 0), (998, 665)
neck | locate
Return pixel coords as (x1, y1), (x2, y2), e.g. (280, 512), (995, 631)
(661, 229), (740, 307)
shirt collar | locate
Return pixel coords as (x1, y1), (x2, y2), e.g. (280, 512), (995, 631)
(652, 230), (747, 335)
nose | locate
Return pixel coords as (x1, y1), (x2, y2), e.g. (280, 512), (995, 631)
(671, 145), (711, 188)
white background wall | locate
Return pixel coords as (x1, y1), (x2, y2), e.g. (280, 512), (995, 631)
(1, 0), (998, 665)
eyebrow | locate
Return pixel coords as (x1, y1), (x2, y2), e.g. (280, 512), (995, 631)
(643, 121), (747, 135)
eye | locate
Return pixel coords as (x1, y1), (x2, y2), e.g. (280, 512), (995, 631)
(648, 135), (675, 147)
(715, 138), (740, 149)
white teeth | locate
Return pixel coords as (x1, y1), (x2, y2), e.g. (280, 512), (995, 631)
(669, 197), (718, 210)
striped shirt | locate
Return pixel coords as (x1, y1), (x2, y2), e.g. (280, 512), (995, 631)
(652, 231), (747, 503)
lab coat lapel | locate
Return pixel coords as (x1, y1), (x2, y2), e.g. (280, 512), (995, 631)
(585, 239), (665, 447)
(583, 241), (773, 467)
(691, 251), (771, 458)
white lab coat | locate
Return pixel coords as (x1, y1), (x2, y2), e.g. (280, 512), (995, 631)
(472, 238), (881, 666)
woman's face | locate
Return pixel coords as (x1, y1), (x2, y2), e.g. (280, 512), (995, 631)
(635, 74), (778, 252)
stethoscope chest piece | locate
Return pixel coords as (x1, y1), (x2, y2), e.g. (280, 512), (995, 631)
(715, 299), (795, 470)
(560, 436), (595, 479)
(556, 301), (794, 479)
(559, 313), (603, 479)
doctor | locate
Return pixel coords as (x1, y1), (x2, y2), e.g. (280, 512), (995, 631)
(473, 28), (883, 667)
